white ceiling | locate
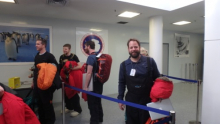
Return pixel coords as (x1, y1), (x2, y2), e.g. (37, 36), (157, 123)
(117, 0), (204, 11)
(0, 0), (204, 34)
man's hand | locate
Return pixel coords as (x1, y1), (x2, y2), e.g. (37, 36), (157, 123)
(119, 103), (125, 111)
(83, 87), (88, 91)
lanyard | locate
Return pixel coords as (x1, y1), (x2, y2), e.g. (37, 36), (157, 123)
(131, 62), (138, 69)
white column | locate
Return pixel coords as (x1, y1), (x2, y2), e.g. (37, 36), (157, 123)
(149, 16), (163, 73)
(202, 0), (220, 123)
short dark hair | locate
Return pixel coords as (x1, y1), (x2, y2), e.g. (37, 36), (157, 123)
(37, 38), (47, 47)
(63, 44), (71, 49)
(127, 38), (140, 48)
(85, 40), (95, 49)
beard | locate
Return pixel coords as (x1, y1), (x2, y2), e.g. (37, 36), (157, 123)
(84, 48), (89, 54)
(64, 52), (69, 56)
(129, 51), (140, 58)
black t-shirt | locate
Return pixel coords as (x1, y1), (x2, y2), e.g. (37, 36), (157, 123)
(59, 53), (80, 70)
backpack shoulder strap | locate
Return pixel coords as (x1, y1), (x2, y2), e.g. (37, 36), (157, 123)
(89, 54), (98, 82)
(70, 53), (75, 60)
(122, 61), (126, 80)
(146, 57), (152, 77)
(61, 53), (74, 62)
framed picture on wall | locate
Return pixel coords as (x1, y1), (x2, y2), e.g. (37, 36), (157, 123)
(76, 27), (108, 63)
(0, 23), (52, 65)
(174, 33), (190, 57)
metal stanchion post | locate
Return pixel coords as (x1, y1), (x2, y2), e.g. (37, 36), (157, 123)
(189, 63), (191, 80)
(170, 111), (176, 124)
(192, 64), (194, 80)
(189, 80), (201, 124)
(194, 63), (196, 80)
(195, 63), (198, 80)
(196, 80), (201, 124)
(185, 63), (187, 82)
(62, 82), (65, 124)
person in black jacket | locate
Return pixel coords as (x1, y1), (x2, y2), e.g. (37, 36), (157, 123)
(33, 38), (60, 124)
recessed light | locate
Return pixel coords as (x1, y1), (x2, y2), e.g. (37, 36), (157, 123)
(173, 21), (191, 25)
(90, 29), (102, 32)
(0, 0), (15, 3)
(118, 11), (140, 18)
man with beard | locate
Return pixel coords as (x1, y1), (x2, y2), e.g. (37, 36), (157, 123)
(33, 38), (59, 124)
(118, 39), (160, 124)
(59, 44), (82, 117)
(84, 40), (104, 124)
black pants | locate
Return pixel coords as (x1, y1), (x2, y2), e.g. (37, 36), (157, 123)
(65, 93), (82, 113)
(87, 81), (103, 124)
(35, 86), (56, 124)
(125, 92), (151, 124)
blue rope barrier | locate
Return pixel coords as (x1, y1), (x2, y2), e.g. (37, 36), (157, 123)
(154, 117), (172, 124)
(65, 84), (170, 116)
(161, 74), (198, 83)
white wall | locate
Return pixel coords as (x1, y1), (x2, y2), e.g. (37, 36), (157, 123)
(0, 14), (204, 102)
(202, 0), (220, 123)
(163, 31), (204, 81)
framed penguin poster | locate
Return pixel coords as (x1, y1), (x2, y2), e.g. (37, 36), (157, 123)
(0, 23), (52, 65)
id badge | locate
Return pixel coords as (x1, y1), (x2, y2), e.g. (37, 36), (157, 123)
(130, 69), (136, 76)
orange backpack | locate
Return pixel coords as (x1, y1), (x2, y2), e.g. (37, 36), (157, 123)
(95, 53), (112, 83)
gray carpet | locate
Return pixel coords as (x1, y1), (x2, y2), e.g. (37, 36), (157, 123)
(53, 82), (202, 124)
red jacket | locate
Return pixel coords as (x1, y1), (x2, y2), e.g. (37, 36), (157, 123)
(60, 61), (83, 99)
(150, 78), (173, 102)
(0, 92), (40, 124)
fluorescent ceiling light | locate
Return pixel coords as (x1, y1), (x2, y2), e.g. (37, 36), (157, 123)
(90, 29), (102, 32)
(0, 0), (15, 3)
(117, 0), (203, 11)
(118, 11), (140, 18)
(173, 21), (191, 25)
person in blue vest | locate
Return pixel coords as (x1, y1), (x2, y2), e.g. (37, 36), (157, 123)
(118, 38), (160, 124)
